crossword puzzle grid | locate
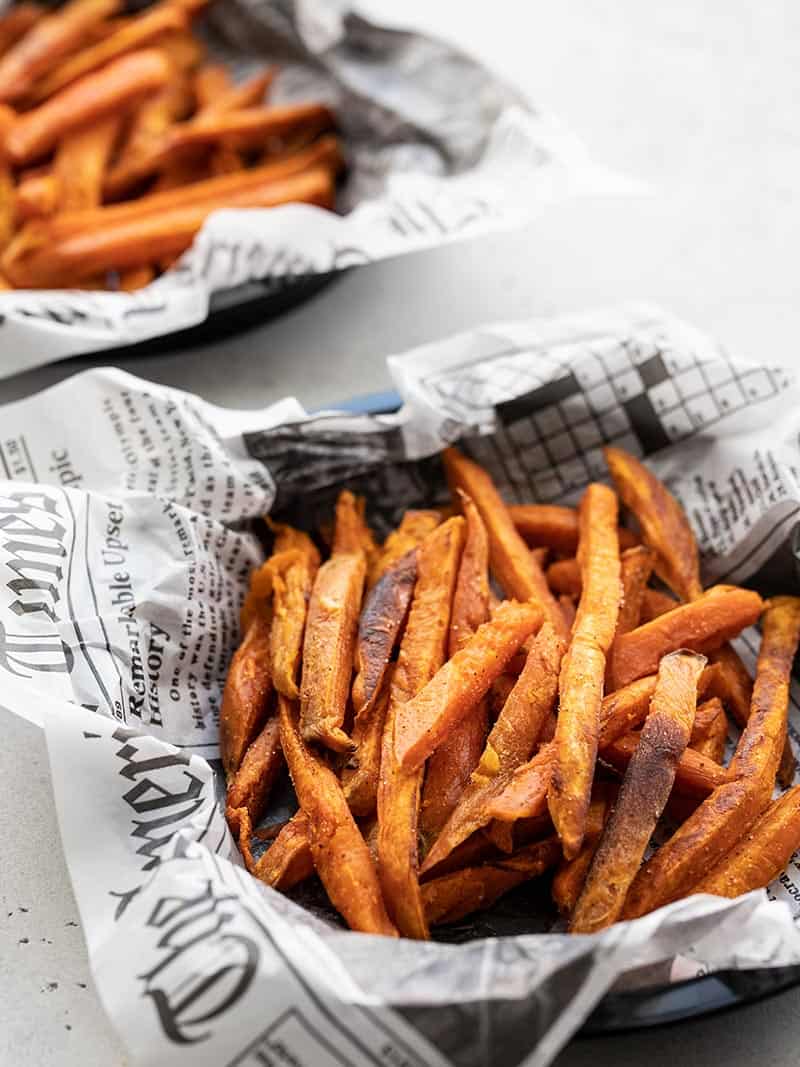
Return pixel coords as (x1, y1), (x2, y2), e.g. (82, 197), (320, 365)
(448, 334), (792, 505)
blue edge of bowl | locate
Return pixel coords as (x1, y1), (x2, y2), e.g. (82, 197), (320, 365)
(332, 388), (800, 1036)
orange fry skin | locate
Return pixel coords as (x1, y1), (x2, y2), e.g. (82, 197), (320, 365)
(614, 545), (655, 639)
(605, 446), (703, 602)
(342, 678), (392, 817)
(549, 483), (621, 860)
(603, 732), (727, 800)
(252, 810), (314, 890)
(570, 650), (707, 933)
(368, 509), (440, 589)
(377, 516), (465, 940)
(509, 503), (640, 555)
(552, 789), (614, 916)
(225, 715), (283, 836)
(7, 48), (171, 165)
(394, 598), (543, 774)
(442, 447), (568, 638)
(485, 743), (554, 823)
(54, 114), (120, 212)
(332, 490), (378, 563)
(640, 588), (679, 622)
(0, 5), (44, 59)
(423, 837), (562, 926)
(421, 492), (490, 838)
(14, 171), (57, 221)
(220, 611), (273, 776)
(268, 537), (320, 701)
(693, 785), (800, 898)
(300, 548), (366, 753)
(606, 586), (763, 692)
(623, 596), (800, 919)
(690, 697), (728, 764)
(279, 697), (397, 936)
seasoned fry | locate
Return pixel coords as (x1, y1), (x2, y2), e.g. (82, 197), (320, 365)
(225, 716), (283, 836)
(332, 490), (377, 563)
(570, 651), (707, 933)
(443, 447), (567, 637)
(693, 786), (800, 898)
(268, 535), (320, 701)
(510, 503), (639, 555)
(193, 62), (231, 107)
(640, 588), (679, 622)
(342, 677), (392, 817)
(368, 509), (440, 588)
(4, 167), (334, 286)
(549, 483), (621, 859)
(377, 517), (465, 939)
(0, 105), (15, 249)
(486, 742), (554, 823)
(420, 624), (564, 874)
(423, 837), (562, 925)
(394, 599), (543, 773)
(220, 611), (273, 776)
(559, 595), (577, 632)
(208, 68), (276, 114)
(279, 697), (397, 936)
(606, 585), (763, 691)
(605, 446), (702, 602)
(253, 810), (314, 890)
(121, 74), (194, 159)
(118, 265), (155, 291)
(0, 0), (119, 104)
(30, 1), (188, 102)
(14, 171), (57, 221)
(421, 492), (490, 838)
(299, 543), (366, 753)
(689, 697), (728, 763)
(601, 732), (727, 799)
(614, 546), (655, 639)
(546, 558), (582, 597)
(623, 597), (800, 918)
(352, 550), (416, 716)
(552, 789), (613, 916)
(6, 48), (171, 165)
(0, 4), (43, 59)
(54, 115), (120, 212)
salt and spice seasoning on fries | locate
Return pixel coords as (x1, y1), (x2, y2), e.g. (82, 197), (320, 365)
(222, 442), (800, 938)
(0, 0), (342, 290)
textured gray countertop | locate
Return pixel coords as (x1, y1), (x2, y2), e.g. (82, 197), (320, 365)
(2, 2), (800, 1064)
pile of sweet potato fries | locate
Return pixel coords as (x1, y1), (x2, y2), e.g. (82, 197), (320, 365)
(222, 444), (800, 937)
(0, 0), (340, 290)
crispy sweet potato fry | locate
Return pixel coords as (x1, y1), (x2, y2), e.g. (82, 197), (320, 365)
(377, 517), (465, 939)
(394, 598), (543, 773)
(423, 837), (562, 925)
(279, 697), (397, 936)
(118, 265), (155, 291)
(623, 596), (800, 918)
(332, 490), (378, 563)
(268, 536), (320, 701)
(546, 558), (581, 597)
(4, 167), (334, 286)
(352, 550), (416, 716)
(0, 4), (43, 59)
(421, 493), (490, 838)
(603, 732), (727, 799)
(605, 446), (703, 602)
(252, 810), (314, 889)
(559, 595), (576, 632)
(300, 545), (366, 753)
(509, 503), (639, 555)
(0, 0), (119, 103)
(220, 611), (273, 776)
(193, 62), (231, 107)
(570, 651), (707, 933)
(208, 68), (276, 114)
(640, 588), (679, 622)
(121, 73), (194, 159)
(225, 716), (283, 836)
(6, 48), (171, 165)
(693, 786), (800, 898)
(342, 676), (392, 817)
(30, 1), (188, 102)
(486, 742), (554, 822)
(549, 484), (621, 859)
(15, 171), (57, 221)
(614, 546), (655, 638)
(0, 105), (15, 249)
(420, 623), (564, 873)
(368, 510), (440, 588)
(54, 115), (120, 212)
(606, 586), (763, 692)
(552, 789), (613, 916)
(689, 697), (728, 763)
(443, 447), (567, 637)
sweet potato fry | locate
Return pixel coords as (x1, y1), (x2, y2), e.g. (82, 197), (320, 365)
(602, 732), (727, 799)
(268, 536), (320, 701)
(368, 510), (440, 588)
(0, 105), (15, 249)
(377, 516), (465, 939)
(490, 672), (517, 718)
(342, 675), (392, 817)
(121, 73), (194, 159)
(552, 789), (613, 916)
(300, 544), (366, 753)
(30, 1), (188, 102)
(509, 503), (639, 555)
(14, 171), (57, 221)
(549, 484), (621, 859)
(4, 167), (334, 286)
(605, 446), (703, 602)
(486, 742), (554, 823)
(693, 786), (800, 898)
(606, 586), (763, 692)
(332, 490), (378, 563)
(570, 651), (707, 932)
(614, 545), (655, 639)
(559, 595), (576, 632)
(623, 597), (800, 918)
(118, 265), (155, 291)
(0, 4), (43, 59)
(352, 550), (416, 717)
(546, 558), (581, 597)
(207, 68), (276, 114)
(279, 697), (397, 936)
(442, 447), (567, 637)
(689, 697), (728, 763)
(420, 623), (564, 873)
(193, 62), (231, 107)
(54, 115), (120, 212)
(6, 48), (171, 165)
(394, 598), (543, 773)
(423, 837), (562, 925)
(0, 0), (119, 103)
(640, 588), (679, 622)
(220, 611), (273, 776)
(421, 492), (490, 838)
(252, 810), (314, 889)
(225, 715), (283, 836)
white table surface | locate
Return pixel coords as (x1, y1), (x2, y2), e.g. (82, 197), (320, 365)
(2, 2), (800, 1064)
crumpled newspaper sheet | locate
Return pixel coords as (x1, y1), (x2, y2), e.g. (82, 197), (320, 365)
(4, 303), (800, 1067)
(0, 0), (636, 377)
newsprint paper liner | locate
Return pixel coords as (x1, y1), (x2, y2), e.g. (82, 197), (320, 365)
(5, 303), (800, 1066)
(0, 0), (636, 378)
